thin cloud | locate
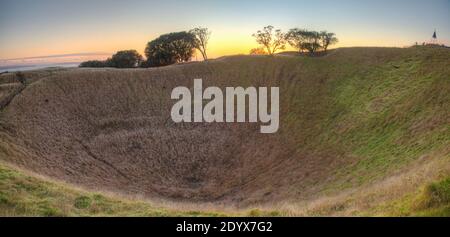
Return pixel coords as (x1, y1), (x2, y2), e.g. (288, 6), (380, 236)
(1, 52), (112, 61)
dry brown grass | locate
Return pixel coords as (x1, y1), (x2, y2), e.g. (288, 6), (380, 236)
(0, 47), (449, 215)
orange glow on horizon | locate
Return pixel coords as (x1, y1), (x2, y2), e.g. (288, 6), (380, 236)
(2, 31), (445, 62)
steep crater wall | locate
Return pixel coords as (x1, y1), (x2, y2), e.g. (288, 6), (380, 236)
(0, 48), (448, 205)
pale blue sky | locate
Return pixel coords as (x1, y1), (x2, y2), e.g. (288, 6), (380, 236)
(0, 0), (449, 59)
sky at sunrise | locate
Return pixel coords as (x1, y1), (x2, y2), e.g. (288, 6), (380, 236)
(1, 0), (449, 64)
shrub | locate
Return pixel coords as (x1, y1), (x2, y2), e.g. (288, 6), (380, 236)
(415, 177), (450, 209)
(74, 196), (92, 209)
(79, 50), (143, 68)
(15, 71), (26, 84)
(79, 60), (108, 68)
(108, 50), (143, 68)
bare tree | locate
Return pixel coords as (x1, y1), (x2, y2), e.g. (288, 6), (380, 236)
(320, 31), (338, 52)
(252, 26), (286, 55)
(190, 27), (211, 61)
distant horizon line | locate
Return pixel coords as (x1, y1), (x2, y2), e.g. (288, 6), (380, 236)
(0, 52), (112, 61)
(0, 46), (402, 62)
(2, 44), (449, 63)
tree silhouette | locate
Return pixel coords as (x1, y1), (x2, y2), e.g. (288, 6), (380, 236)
(190, 27), (211, 61)
(287, 29), (337, 54)
(107, 50), (143, 68)
(145, 31), (196, 67)
(286, 28), (309, 53)
(320, 31), (338, 52)
(252, 26), (286, 55)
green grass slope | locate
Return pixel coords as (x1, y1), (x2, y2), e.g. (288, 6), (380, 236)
(0, 46), (449, 216)
(0, 162), (226, 216)
(0, 161), (448, 216)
